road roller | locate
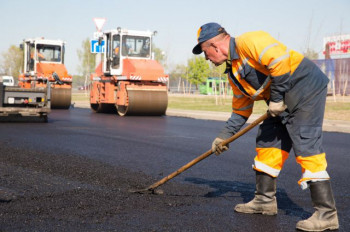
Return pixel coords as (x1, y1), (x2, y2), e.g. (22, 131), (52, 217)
(90, 28), (168, 116)
(18, 38), (72, 109)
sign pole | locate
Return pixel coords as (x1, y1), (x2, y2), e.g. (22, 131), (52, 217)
(92, 18), (106, 72)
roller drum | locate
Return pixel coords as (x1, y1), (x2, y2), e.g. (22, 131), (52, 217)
(117, 89), (168, 116)
(51, 88), (72, 109)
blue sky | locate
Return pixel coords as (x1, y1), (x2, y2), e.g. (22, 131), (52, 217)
(0, 0), (349, 75)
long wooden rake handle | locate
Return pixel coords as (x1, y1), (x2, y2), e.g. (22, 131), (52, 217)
(142, 112), (270, 192)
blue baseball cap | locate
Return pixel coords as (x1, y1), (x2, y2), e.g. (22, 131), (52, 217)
(192, 22), (226, 54)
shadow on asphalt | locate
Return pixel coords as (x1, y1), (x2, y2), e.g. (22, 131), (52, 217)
(0, 115), (47, 123)
(185, 177), (312, 220)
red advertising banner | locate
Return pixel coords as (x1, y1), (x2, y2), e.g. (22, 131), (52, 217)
(323, 35), (350, 56)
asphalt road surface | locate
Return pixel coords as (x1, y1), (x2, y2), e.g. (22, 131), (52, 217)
(1, 108), (349, 232)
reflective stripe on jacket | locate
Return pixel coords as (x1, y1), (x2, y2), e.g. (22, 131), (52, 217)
(227, 31), (304, 118)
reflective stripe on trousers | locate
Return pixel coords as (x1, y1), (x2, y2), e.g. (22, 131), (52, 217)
(253, 87), (330, 189)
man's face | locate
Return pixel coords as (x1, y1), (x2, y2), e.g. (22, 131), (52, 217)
(201, 40), (226, 66)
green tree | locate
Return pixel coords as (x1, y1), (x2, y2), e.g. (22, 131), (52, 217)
(152, 45), (167, 69)
(169, 64), (187, 91)
(187, 56), (210, 89)
(169, 64), (187, 79)
(72, 75), (85, 88)
(1, 45), (23, 78)
(77, 38), (96, 77)
(303, 48), (319, 60)
(209, 63), (226, 78)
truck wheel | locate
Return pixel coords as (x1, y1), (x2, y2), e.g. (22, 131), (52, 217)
(40, 115), (48, 123)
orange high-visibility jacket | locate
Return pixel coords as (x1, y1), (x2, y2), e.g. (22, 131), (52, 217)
(227, 31), (304, 118)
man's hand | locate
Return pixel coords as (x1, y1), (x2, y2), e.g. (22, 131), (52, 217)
(211, 137), (229, 156)
(268, 101), (287, 117)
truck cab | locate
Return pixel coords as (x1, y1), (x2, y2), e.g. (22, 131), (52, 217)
(101, 28), (154, 76)
(22, 38), (65, 75)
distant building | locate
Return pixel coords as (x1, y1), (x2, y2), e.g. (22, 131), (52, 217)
(199, 77), (232, 95)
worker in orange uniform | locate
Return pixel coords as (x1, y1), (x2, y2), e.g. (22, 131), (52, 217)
(30, 48), (45, 61)
(114, 46), (120, 55)
(192, 22), (338, 231)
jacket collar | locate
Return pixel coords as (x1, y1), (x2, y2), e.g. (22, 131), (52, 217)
(224, 37), (239, 73)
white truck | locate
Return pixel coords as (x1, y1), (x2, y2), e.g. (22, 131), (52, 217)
(1, 76), (15, 86)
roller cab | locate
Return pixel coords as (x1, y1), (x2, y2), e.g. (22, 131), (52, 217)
(19, 38), (72, 109)
(90, 28), (168, 116)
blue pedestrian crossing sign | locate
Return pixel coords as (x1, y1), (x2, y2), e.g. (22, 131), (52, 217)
(90, 40), (105, 53)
